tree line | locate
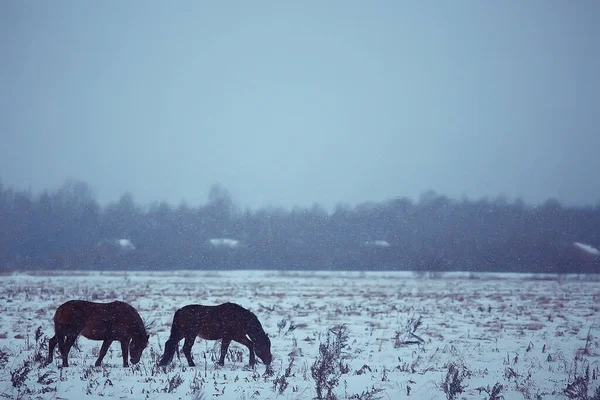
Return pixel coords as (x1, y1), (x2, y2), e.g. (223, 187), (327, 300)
(1, 179), (599, 273)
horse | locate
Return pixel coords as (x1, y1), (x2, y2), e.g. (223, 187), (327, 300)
(46, 300), (149, 367)
(158, 302), (272, 369)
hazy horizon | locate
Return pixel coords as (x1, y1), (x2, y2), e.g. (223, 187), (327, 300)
(2, 177), (598, 211)
(2, 1), (599, 211)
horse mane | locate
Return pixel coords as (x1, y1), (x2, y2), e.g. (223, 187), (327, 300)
(115, 301), (148, 336)
(244, 307), (268, 342)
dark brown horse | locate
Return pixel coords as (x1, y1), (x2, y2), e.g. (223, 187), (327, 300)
(46, 300), (149, 367)
(158, 302), (272, 368)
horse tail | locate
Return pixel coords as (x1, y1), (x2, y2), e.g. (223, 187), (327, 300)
(158, 310), (182, 366)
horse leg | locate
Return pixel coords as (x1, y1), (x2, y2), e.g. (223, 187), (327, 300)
(218, 338), (232, 366)
(158, 337), (181, 366)
(233, 335), (255, 366)
(95, 339), (113, 367)
(120, 340), (129, 367)
(182, 335), (196, 367)
(57, 334), (76, 367)
(57, 335), (70, 367)
(47, 335), (58, 365)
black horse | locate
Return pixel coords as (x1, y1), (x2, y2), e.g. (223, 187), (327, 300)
(47, 300), (149, 367)
(158, 302), (272, 368)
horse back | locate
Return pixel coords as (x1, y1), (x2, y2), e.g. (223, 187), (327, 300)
(108, 301), (142, 323)
(54, 300), (90, 326)
(176, 302), (260, 340)
(53, 300), (144, 340)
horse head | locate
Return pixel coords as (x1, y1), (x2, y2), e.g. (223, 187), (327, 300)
(254, 334), (272, 365)
(129, 333), (149, 364)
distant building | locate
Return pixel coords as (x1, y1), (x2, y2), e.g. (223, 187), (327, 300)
(573, 242), (600, 257)
(364, 240), (391, 248)
(559, 241), (600, 272)
(96, 238), (136, 253)
(117, 239), (136, 252)
(208, 238), (240, 249)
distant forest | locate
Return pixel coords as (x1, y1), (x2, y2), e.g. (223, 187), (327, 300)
(1, 179), (599, 273)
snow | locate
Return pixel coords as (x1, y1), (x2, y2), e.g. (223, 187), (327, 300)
(1, 270), (599, 399)
(208, 238), (240, 248)
(96, 238), (136, 252)
(118, 239), (136, 252)
(364, 240), (391, 248)
(573, 241), (600, 256)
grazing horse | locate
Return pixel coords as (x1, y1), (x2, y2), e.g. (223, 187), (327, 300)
(46, 300), (149, 367)
(158, 302), (272, 368)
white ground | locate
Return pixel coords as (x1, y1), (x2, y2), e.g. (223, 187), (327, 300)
(0, 270), (599, 400)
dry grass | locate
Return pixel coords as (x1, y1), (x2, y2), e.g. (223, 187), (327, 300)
(0, 270), (598, 399)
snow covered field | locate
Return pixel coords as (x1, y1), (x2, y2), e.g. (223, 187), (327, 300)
(0, 270), (599, 399)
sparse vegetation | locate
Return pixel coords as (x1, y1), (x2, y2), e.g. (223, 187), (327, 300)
(441, 363), (469, 400)
(273, 355), (295, 395)
(311, 324), (350, 400)
(0, 270), (598, 398)
(394, 313), (425, 347)
(163, 373), (184, 393)
(476, 383), (505, 400)
(10, 360), (31, 389)
(347, 385), (384, 400)
(0, 349), (8, 369)
(564, 362), (600, 400)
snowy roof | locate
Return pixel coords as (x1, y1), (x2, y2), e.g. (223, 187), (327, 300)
(117, 239), (135, 251)
(573, 242), (600, 256)
(96, 238), (135, 251)
(208, 238), (239, 248)
(364, 240), (391, 248)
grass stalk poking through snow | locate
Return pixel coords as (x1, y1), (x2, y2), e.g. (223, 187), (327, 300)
(311, 324), (350, 400)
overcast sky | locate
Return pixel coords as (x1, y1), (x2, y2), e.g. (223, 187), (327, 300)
(1, 1), (599, 210)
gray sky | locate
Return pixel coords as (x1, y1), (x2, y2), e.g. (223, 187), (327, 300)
(1, 1), (599, 210)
